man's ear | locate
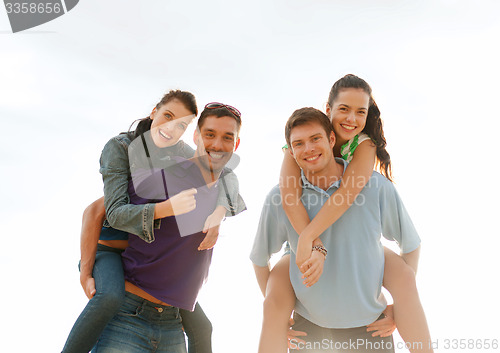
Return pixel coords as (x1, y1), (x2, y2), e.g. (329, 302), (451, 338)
(193, 128), (200, 146)
(234, 137), (241, 151)
(329, 131), (336, 149)
(288, 145), (295, 158)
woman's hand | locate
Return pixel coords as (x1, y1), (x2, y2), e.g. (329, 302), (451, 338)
(300, 249), (326, 287)
(296, 236), (313, 271)
(366, 304), (396, 337)
(80, 274), (96, 300)
(169, 188), (198, 216)
(198, 206), (226, 250)
(287, 317), (308, 349)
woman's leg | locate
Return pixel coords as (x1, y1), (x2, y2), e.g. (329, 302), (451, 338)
(180, 302), (213, 353)
(62, 246), (125, 353)
(258, 254), (296, 353)
(383, 247), (433, 353)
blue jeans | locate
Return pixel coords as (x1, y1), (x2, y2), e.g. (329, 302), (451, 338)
(92, 292), (186, 353)
(62, 245), (212, 353)
(180, 303), (212, 353)
(62, 245), (125, 353)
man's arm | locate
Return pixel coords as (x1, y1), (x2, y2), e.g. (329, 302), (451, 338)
(80, 197), (106, 299)
(253, 263), (271, 297)
(250, 186), (287, 295)
(401, 245), (420, 274)
(380, 178), (422, 271)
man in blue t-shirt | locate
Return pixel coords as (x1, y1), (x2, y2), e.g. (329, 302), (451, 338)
(251, 108), (421, 353)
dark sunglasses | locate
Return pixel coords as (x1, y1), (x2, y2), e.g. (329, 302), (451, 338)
(204, 102), (241, 118)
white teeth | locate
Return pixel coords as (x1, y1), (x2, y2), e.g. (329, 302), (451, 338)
(306, 155), (320, 161)
(209, 152), (223, 159)
(341, 124), (356, 130)
(159, 130), (171, 139)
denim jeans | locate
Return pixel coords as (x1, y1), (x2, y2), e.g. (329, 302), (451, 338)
(290, 313), (394, 353)
(62, 243), (212, 353)
(180, 303), (212, 353)
(61, 245), (125, 353)
(92, 292), (186, 353)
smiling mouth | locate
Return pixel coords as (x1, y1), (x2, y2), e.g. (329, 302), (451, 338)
(207, 151), (225, 160)
(304, 154), (321, 162)
(340, 124), (356, 131)
(159, 129), (172, 140)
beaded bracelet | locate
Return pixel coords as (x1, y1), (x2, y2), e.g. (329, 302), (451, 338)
(312, 245), (327, 258)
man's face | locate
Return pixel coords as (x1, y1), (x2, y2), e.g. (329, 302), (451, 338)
(289, 122), (335, 175)
(194, 115), (240, 174)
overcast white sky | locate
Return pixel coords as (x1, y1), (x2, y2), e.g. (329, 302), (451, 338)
(1, 1), (500, 352)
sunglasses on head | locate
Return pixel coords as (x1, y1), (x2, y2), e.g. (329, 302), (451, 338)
(204, 102), (241, 118)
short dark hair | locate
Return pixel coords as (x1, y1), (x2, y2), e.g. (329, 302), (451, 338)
(197, 106), (242, 133)
(285, 107), (333, 147)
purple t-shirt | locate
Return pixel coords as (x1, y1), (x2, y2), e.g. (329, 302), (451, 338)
(122, 157), (219, 311)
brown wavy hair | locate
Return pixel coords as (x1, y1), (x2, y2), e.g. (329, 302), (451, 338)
(327, 74), (392, 181)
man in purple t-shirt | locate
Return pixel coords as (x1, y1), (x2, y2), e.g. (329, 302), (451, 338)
(93, 103), (242, 353)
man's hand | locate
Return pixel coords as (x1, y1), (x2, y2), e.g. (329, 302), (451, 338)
(300, 250), (325, 287)
(295, 236), (313, 271)
(288, 317), (308, 349)
(198, 225), (219, 250)
(169, 188), (197, 216)
(80, 274), (96, 300)
(366, 304), (396, 337)
(198, 206), (225, 250)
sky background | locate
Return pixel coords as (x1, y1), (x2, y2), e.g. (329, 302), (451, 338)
(1, 0), (500, 352)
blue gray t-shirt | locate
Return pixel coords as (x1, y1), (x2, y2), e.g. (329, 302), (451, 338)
(250, 158), (421, 328)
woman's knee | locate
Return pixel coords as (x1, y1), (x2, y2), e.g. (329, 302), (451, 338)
(385, 263), (418, 299)
(92, 287), (125, 312)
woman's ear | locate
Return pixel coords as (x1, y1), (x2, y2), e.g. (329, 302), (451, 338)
(149, 107), (157, 120)
(325, 103), (331, 118)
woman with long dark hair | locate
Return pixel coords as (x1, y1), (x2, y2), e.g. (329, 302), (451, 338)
(256, 74), (432, 353)
(62, 90), (244, 353)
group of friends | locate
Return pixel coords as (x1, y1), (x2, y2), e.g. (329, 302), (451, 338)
(60, 74), (433, 353)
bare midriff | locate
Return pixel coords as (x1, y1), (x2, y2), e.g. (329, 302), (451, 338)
(125, 281), (173, 307)
(98, 239), (129, 250)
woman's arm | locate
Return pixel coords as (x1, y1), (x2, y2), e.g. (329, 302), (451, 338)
(100, 136), (158, 242)
(80, 197), (106, 299)
(295, 140), (377, 267)
(101, 136), (196, 243)
(279, 150), (326, 278)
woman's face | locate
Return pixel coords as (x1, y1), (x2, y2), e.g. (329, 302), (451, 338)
(150, 99), (195, 148)
(326, 88), (370, 146)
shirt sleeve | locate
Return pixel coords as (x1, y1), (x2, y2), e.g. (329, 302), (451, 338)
(99, 136), (156, 243)
(379, 180), (421, 254)
(250, 187), (287, 267)
(218, 170), (246, 217)
(357, 133), (371, 145)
